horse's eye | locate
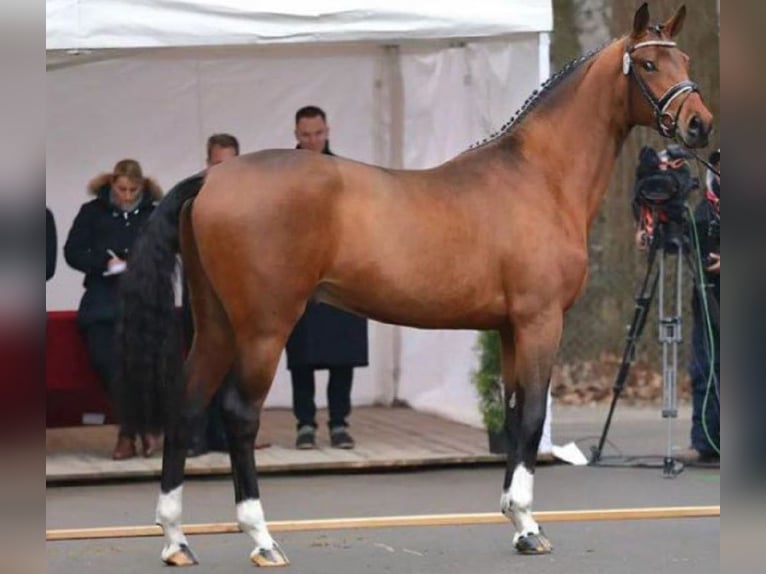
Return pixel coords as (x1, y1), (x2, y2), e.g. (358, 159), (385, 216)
(642, 61), (657, 72)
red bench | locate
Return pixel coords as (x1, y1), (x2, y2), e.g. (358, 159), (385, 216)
(46, 310), (115, 427)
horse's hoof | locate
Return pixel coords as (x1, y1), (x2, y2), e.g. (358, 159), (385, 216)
(514, 531), (553, 555)
(250, 543), (290, 567)
(162, 543), (199, 566)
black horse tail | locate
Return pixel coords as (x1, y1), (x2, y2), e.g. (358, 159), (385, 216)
(116, 173), (205, 433)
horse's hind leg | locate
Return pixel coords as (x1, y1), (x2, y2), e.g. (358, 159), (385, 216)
(499, 310), (562, 555)
(155, 203), (236, 566)
(223, 325), (292, 567)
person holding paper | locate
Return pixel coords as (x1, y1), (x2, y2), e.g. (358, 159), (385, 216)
(64, 158), (163, 460)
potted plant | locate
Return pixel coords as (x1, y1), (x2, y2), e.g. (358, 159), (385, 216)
(472, 330), (507, 453)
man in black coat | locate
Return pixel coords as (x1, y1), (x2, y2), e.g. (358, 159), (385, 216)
(287, 106), (369, 449)
(685, 149), (720, 463)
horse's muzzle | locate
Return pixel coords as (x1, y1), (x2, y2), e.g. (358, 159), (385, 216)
(683, 114), (712, 148)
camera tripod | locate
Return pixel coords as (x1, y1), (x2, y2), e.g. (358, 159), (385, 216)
(589, 221), (708, 477)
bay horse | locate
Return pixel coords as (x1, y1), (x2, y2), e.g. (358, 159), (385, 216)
(118, 3), (713, 567)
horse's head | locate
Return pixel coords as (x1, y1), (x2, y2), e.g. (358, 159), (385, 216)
(624, 3), (713, 148)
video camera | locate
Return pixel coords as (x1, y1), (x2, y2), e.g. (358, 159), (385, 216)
(633, 144), (699, 226)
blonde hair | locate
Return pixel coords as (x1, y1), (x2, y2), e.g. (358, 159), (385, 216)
(87, 160), (163, 200)
(112, 159), (144, 185)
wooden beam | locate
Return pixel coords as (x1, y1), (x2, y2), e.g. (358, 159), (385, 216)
(47, 505), (719, 541)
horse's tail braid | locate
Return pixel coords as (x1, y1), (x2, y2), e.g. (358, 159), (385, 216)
(115, 174), (204, 433)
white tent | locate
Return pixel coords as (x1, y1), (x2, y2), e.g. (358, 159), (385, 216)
(46, 0), (553, 428)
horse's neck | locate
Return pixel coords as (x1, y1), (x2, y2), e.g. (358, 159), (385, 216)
(509, 43), (632, 233)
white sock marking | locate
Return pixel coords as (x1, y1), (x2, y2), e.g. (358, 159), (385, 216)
(500, 464), (540, 538)
(510, 464), (534, 510)
(155, 486), (189, 560)
(237, 499), (275, 552)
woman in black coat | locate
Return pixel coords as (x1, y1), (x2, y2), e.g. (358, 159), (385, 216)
(64, 159), (163, 460)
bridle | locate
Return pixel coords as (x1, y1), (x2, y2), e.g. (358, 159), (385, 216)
(623, 37), (720, 178)
(623, 38), (698, 139)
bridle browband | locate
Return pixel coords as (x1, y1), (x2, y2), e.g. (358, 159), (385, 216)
(623, 38), (698, 140)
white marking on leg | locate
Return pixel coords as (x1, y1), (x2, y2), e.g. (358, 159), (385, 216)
(155, 486), (189, 561)
(500, 464), (540, 542)
(538, 390), (553, 454)
(237, 499), (275, 555)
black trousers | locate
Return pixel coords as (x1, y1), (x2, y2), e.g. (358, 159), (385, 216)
(187, 372), (232, 452)
(689, 300), (720, 455)
(290, 366), (353, 430)
(81, 320), (135, 437)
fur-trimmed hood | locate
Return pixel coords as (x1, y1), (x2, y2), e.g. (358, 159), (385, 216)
(87, 172), (164, 202)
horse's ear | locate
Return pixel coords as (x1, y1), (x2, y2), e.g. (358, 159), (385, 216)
(632, 3), (650, 38)
(664, 5), (687, 38)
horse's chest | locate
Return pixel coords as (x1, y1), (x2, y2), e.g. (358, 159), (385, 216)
(500, 243), (588, 312)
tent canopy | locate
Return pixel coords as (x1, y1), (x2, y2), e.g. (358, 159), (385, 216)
(47, 0), (552, 51)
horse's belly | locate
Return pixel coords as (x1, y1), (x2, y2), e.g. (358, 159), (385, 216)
(315, 276), (508, 330)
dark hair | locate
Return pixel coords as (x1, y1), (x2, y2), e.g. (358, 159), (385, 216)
(295, 105), (327, 124)
(206, 133), (240, 160)
(709, 148), (720, 166)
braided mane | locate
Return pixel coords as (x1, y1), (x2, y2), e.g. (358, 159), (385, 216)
(468, 40), (613, 151)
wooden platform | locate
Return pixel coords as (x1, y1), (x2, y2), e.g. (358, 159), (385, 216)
(46, 406), (506, 483)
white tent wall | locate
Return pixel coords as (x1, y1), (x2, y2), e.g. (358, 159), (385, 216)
(393, 35), (549, 428)
(46, 2), (553, 421)
(46, 43), (393, 409)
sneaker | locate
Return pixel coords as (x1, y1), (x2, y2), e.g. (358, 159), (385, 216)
(295, 425), (316, 450)
(330, 426), (355, 449)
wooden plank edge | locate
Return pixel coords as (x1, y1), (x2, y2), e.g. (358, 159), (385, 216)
(47, 505), (720, 541)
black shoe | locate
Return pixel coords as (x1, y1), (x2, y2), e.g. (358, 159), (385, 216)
(677, 447), (719, 465)
(330, 426), (355, 449)
(187, 433), (209, 457)
(187, 441), (209, 458)
(296, 425), (316, 450)
(207, 435), (229, 453)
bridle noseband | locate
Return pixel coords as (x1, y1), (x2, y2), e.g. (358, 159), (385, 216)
(623, 39), (699, 139)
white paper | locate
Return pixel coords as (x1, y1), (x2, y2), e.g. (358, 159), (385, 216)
(551, 441), (589, 466)
(102, 261), (127, 276)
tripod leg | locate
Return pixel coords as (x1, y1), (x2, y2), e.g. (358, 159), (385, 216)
(591, 241), (661, 464)
(660, 247), (684, 477)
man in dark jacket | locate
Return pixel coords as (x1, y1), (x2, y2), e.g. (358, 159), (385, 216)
(64, 159), (162, 459)
(684, 149), (720, 463)
(287, 106), (369, 449)
(179, 133), (263, 457)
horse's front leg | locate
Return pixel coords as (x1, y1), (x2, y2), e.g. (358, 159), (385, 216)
(498, 312), (562, 554)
